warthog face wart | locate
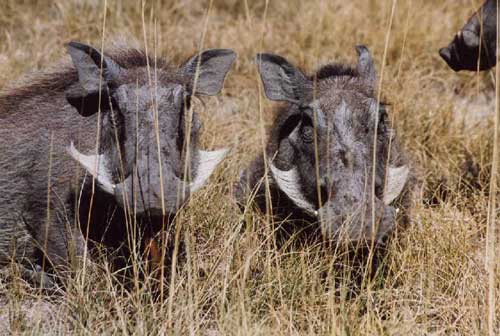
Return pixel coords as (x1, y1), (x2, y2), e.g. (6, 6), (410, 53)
(66, 42), (235, 215)
(245, 46), (409, 243)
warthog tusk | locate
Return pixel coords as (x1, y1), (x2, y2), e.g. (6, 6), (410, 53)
(68, 143), (229, 195)
(384, 165), (409, 205)
(269, 162), (318, 217)
(190, 148), (229, 193)
(67, 142), (115, 193)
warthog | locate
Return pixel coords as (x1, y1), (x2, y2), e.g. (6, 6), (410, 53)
(0, 42), (236, 278)
(237, 46), (410, 244)
(440, 0), (497, 71)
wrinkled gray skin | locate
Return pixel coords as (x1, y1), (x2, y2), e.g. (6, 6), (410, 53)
(440, 0), (497, 71)
(237, 46), (410, 244)
(0, 42), (235, 279)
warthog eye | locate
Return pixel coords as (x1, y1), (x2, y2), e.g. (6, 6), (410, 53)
(301, 125), (314, 143)
(300, 114), (314, 143)
(177, 94), (198, 151)
(378, 104), (388, 134)
(366, 104), (388, 135)
(183, 94), (192, 112)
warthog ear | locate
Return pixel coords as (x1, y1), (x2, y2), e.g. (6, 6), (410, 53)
(66, 41), (121, 116)
(255, 53), (310, 104)
(355, 45), (377, 87)
(182, 49), (237, 96)
(384, 165), (409, 205)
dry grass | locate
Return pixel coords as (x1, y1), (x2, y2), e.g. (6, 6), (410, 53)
(0, 0), (498, 334)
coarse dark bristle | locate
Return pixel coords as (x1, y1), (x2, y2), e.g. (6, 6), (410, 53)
(313, 63), (358, 80)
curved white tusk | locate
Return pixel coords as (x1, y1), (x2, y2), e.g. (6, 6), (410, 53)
(384, 165), (409, 205)
(269, 162), (318, 217)
(190, 148), (229, 193)
(67, 142), (116, 194)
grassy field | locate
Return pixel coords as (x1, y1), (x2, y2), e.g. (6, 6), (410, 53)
(0, 0), (498, 334)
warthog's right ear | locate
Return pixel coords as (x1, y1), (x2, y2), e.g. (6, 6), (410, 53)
(355, 45), (377, 87)
(65, 41), (121, 116)
(181, 49), (237, 96)
(255, 53), (310, 104)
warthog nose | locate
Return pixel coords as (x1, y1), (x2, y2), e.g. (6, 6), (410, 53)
(318, 197), (396, 242)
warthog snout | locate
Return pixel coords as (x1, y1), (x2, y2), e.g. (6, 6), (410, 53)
(439, 0), (497, 72)
(317, 197), (396, 243)
(271, 154), (409, 242)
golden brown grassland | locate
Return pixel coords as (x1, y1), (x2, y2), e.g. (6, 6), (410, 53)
(0, 0), (498, 334)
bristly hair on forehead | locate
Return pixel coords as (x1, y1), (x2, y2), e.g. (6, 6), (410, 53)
(312, 63), (358, 81)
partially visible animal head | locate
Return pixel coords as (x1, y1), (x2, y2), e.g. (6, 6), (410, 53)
(439, 0), (497, 72)
(67, 42), (236, 216)
(255, 46), (409, 243)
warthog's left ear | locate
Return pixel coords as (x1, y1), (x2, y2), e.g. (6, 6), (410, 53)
(355, 45), (377, 87)
(255, 53), (310, 104)
(66, 41), (121, 117)
(182, 49), (237, 96)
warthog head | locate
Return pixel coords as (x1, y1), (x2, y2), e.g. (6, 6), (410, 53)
(439, 0), (497, 71)
(66, 42), (236, 216)
(255, 46), (409, 243)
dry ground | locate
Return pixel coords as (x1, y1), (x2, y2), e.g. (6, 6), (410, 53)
(0, 0), (499, 334)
